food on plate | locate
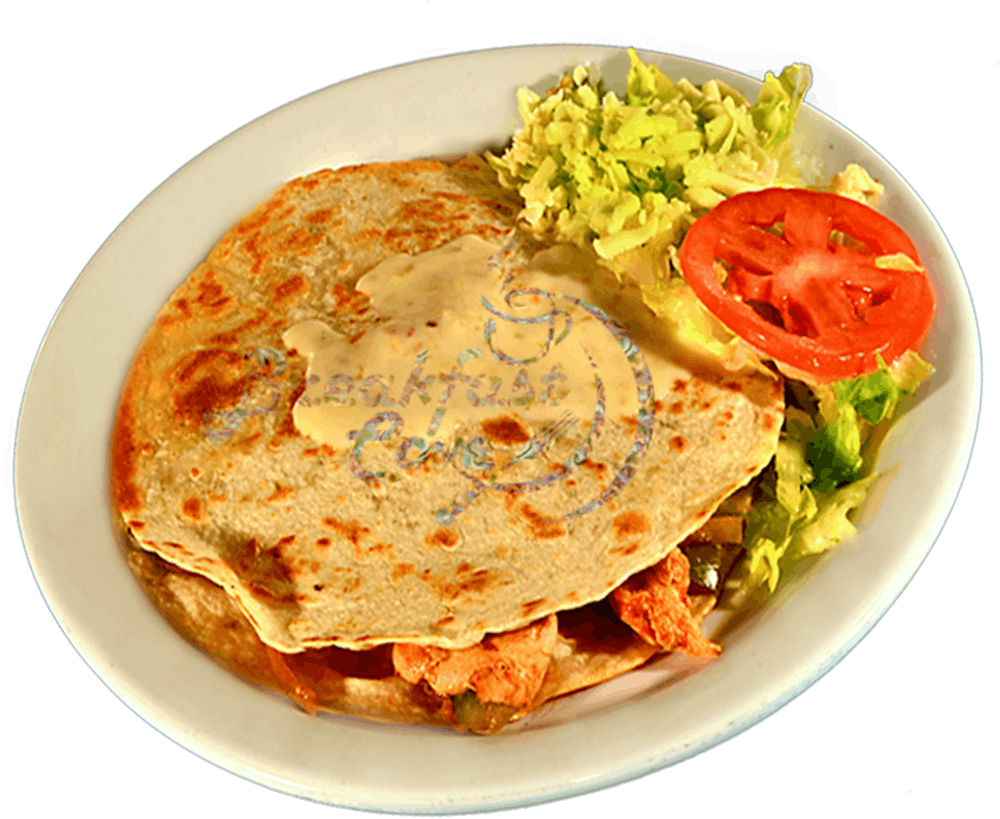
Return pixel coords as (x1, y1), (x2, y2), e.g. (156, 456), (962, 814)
(678, 188), (936, 381)
(488, 50), (935, 600)
(111, 50), (935, 733)
(113, 155), (781, 730)
(487, 49), (811, 284)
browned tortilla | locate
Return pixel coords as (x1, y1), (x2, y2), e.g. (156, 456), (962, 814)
(125, 539), (663, 730)
(111, 155), (783, 654)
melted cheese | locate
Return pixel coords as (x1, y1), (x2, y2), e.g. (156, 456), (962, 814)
(282, 235), (688, 450)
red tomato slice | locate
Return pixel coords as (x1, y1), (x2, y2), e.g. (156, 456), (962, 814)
(678, 188), (936, 381)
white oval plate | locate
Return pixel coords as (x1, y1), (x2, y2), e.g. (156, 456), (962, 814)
(14, 45), (980, 813)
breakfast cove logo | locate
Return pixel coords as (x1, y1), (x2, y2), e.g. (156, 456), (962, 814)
(205, 235), (656, 525)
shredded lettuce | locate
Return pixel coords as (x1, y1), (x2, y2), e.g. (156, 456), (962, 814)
(486, 50), (818, 376)
(826, 163), (885, 206)
(488, 49), (937, 603)
(808, 354), (931, 491)
(737, 352), (933, 597)
(788, 479), (875, 562)
(740, 420), (875, 596)
(742, 426), (819, 594)
(639, 275), (776, 376)
(487, 49), (810, 285)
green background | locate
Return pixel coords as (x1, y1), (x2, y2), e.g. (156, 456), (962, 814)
(0, 0), (1000, 819)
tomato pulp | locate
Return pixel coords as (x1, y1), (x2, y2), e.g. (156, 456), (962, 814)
(678, 189), (936, 381)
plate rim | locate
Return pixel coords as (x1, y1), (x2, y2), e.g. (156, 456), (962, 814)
(14, 42), (983, 813)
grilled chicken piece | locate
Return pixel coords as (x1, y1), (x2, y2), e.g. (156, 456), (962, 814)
(610, 549), (721, 659)
(392, 614), (558, 710)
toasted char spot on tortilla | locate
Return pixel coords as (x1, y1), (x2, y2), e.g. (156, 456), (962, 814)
(171, 350), (248, 427)
(421, 566), (511, 606)
(425, 527), (460, 549)
(670, 436), (687, 453)
(673, 379), (688, 392)
(520, 598), (548, 617)
(620, 416), (639, 433)
(234, 201), (285, 236)
(669, 401), (685, 415)
(321, 517), (371, 546)
(266, 483), (294, 502)
(128, 520), (145, 530)
(275, 224), (324, 257)
(164, 541), (193, 556)
(181, 498), (203, 520)
(516, 503), (567, 540)
(481, 415), (532, 446)
(274, 381), (307, 438)
(242, 236), (266, 276)
(192, 274), (234, 314)
(298, 175), (325, 193)
(304, 208), (335, 225)
(611, 540), (642, 558)
(392, 563), (417, 581)
(612, 510), (650, 541)
(328, 282), (370, 316)
(238, 431), (264, 450)
(207, 310), (269, 346)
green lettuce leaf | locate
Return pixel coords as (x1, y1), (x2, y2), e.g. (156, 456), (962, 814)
(888, 349), (936, 394)
(807, 354), (932, 491)
(807, 402), (864, 491)
(739, 444), (872, 597)
(786, 477), (876, 562)
(750, 64), (812, 156)
(737, 352), (933, 598)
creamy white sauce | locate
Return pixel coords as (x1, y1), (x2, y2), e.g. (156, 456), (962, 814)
(282, 235), (689, 451)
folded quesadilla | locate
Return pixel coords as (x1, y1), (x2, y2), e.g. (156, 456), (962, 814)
(112, 154), (782, 732)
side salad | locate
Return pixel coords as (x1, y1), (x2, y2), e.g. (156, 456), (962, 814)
(488, 49), (937, 602)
